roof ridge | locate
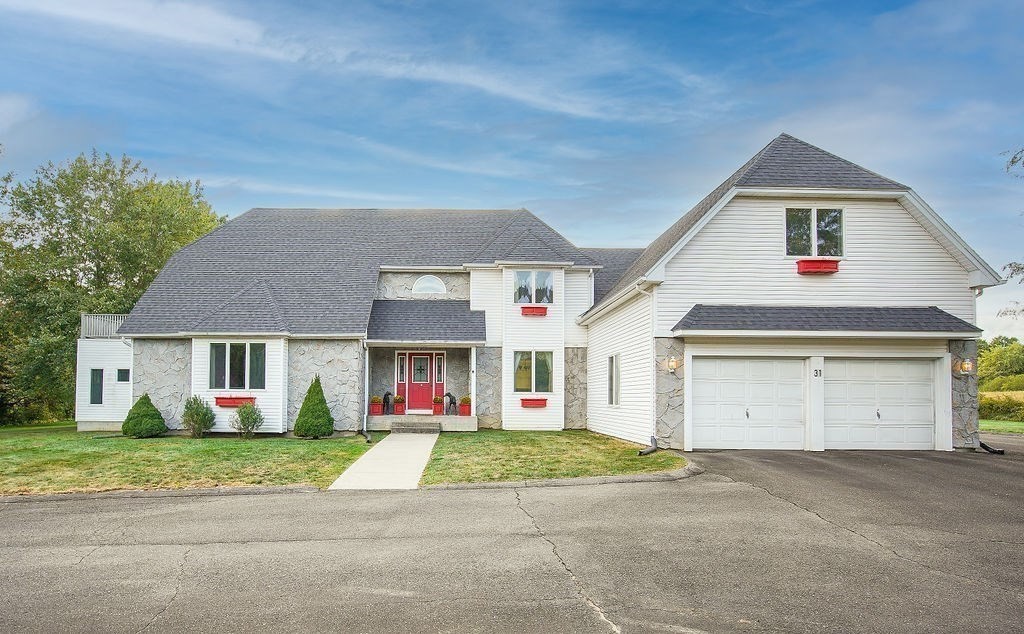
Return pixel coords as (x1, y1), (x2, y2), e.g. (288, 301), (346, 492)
(466, 212), (528, 262)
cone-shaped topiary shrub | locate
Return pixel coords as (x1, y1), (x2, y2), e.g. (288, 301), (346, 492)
(294, 375), (335, 438)
(122, 394), (168, 438)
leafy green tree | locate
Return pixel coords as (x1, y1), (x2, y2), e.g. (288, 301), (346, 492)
(978, 342), (1024, 385)
(0, 150), (222, 423)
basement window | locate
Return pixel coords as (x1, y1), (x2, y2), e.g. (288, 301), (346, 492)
(786, 208), (843, 257)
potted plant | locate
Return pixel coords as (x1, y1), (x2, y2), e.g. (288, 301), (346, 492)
(393, 394), (406, 415)
(459, 396), (471, 416)
(369, 395), (384, 416)
(432, 395), (444, 415)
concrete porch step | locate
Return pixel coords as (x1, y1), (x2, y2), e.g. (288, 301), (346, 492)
(368, 414), (478, 432)
(391, 421), (441, 434)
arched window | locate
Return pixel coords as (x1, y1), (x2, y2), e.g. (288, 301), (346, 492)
(412, 274), (446, 295)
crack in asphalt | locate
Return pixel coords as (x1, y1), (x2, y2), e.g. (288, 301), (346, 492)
(721, 475), (1024, 598)
(137, 546), (190, 633)
(514, 488), (622, 634)
(72, 545), (102, 566)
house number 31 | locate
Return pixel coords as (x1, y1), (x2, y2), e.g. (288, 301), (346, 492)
(813, 369), (823, 377)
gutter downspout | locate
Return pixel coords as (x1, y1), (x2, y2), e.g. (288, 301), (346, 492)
(634, 281), (659, 456)
(360, 339), (372, 443)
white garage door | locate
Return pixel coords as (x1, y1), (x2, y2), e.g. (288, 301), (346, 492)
(824, 359), (935, 450)
(692, 358), (806, 449)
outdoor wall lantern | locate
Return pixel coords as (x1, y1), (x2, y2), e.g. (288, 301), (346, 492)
(667, 356), (679, 373)
(955, 358), (975, 375)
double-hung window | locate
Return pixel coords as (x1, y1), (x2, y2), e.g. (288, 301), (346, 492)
(785, 208), (843, 257)
(513, 351), (553, 393)
(513, 270), (554, 304)
(209, 342), (266, 390)
(607, 355), (620, 406)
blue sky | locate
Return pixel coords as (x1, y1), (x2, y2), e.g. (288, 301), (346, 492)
(0, 0), (1021, 335)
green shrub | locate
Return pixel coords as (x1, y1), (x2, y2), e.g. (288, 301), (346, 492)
(979, 393), (1024, 422)
(294, 375), (334, 438)
(181, 396), (216, 438)
(230, 403), (265, 439)
(980, 374), (1024, 392)
(122, 394), (168, 438)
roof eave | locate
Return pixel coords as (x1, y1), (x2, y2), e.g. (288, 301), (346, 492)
(671, 329), (981, 339)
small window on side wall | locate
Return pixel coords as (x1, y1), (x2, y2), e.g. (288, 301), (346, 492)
(117, 369), (130, 383)
(607, 355), (620, 406)
(786, 208), (843, 257)
(90, 369), (103, 405)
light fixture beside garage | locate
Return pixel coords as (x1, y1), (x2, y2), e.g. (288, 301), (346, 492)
(955, 358), (975, 375)
(667, 356), (679, 373)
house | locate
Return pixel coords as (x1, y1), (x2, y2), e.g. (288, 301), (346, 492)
(75, 134), (1002, 451)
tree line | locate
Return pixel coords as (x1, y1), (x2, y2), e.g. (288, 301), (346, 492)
(0, 147), (222, 423)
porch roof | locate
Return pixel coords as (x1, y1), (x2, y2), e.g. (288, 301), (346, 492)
(366, 300), (486, 343)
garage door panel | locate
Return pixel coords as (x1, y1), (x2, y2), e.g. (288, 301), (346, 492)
(824, 358), (935, 450)
(692, 357), (806, 450)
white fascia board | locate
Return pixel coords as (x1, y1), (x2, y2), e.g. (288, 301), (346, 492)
(646, 187), (739, 282)
(128, 332), (293, 338)
(494, 261), (575, 267)
(673, 329), (980, 339)
(899, 190), (1003, 287)
(576, 278), (658, 326)
(364, 340), (485, 347)
(379, 265), (466, 272)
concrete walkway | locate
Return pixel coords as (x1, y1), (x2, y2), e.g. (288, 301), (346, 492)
(328, 433), (439, 490)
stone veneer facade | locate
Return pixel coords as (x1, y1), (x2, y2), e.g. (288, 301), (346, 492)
(132, 338), (191, 428)
(287, 339), (363, 430)
(375, 272), (471, 300)
(475, 346), (502, 428)
(564, 347), (587, 429)
(654, 337), (686, 449)
(949, 339), (980, 450)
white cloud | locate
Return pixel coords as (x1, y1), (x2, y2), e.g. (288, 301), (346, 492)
(0, 0), (301, 60)
(200, 176), (416, 204)
(0, 93), (35, 134)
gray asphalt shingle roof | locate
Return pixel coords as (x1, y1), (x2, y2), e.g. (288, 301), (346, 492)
(119, 208), (596, 336)
(367, 300), (486, 342)
(673, 305), (981, 333)
(580, 248), (645, 303)
(585, 133), (910, 318)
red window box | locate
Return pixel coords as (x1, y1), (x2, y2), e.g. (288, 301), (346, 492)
(432, 403), (445, 415)
(215, 396), (256, 408)
(394, 403), (406, 415)
(796, 259), (839, 275)
(520, 398), (548, 408)
(369, 402), (384, 416)
(459, 403), (471, 416)
(521, 305), (548, 316)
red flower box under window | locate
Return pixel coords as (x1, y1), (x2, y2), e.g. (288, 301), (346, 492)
(214, 396), (255, 408)
(796, 259), (839, 275)
(520, 398), (548, 408)
(521, 305), (548, 316)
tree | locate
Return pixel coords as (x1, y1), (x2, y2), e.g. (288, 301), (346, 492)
(1000, 146), (1024, 319)
(0, 150), (223, 423)
(293, 375), (335, 438)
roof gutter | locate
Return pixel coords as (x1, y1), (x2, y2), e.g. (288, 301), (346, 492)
(672, 329), (982, 339)
(577, 277), (657, 326)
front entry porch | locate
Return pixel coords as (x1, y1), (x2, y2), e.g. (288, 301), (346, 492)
(367, 345), (478, 430)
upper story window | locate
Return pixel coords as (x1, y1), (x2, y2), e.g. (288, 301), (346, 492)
(513, 270), (554, 304)
(412, 275), (446, 294)
(786, 208), (843, 257)
(209, 342), (266, 390)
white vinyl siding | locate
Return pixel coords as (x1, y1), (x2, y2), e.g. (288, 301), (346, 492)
(655, 197), (976, 334)
(191, 337), (287, 433)
(470, 268), (504, 346)
(502, 267), (564, 430)
(563, 269), (591, 347)
(75, 338), (134, 423)
(586, 293), (653, 445)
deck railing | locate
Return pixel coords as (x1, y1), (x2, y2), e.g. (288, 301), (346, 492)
(80, 314), (128, 338)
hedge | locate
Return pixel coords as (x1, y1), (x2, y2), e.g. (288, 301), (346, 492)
(979, 374), (1024, 392)
(979, 393), (1024, 422)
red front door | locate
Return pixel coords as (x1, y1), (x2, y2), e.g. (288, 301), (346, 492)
(408, 354), (433, 411)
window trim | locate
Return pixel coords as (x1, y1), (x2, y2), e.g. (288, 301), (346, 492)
(116, 368), (130, 383)
(512, 270), (555, 305)
(607, 354), (620, 406)
(208, 341), (269, 391)
(513, 350), (554, 394)
(411, 274), (447, 295)
(784, 207), (845, 259)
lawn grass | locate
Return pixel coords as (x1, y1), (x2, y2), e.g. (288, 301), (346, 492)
(0, 422), (378, 495)
(420, 429), (685, 485)
(980, 419), (1024, 435)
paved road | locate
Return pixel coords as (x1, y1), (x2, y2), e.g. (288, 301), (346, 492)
(0, 438), (1021, 633)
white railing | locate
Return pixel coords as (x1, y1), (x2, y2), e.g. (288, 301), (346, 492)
(80, 314), (128, 338)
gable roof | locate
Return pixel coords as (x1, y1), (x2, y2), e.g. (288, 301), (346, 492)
(674, 304), (981, 334)
(119, 208), (596, 336)
(583, 133), (998, 321)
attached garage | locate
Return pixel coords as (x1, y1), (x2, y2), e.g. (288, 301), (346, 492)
(824, 358), (936, 449)
(691, 357), (805, 449)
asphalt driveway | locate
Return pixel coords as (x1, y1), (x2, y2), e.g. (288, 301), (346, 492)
(0, 437), (1021, 633)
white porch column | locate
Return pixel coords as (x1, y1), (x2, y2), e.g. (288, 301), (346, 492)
(470, 346), (477, 416)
